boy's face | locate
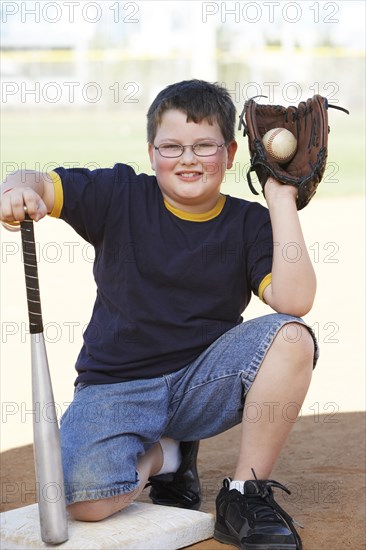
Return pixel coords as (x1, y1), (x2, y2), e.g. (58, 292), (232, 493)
(148, 109), (237, 212)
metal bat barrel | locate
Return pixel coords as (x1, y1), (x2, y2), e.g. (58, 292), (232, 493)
(31, 332), (68, 544)
(20, 216), (68, 544)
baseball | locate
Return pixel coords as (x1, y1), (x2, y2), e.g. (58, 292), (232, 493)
(263, 128), (297, 164)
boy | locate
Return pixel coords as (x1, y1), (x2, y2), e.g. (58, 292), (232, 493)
(1, 80), (318, 549)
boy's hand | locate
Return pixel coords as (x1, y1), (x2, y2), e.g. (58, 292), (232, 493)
(1, 187), (48, 225)
(1, 170), (54, 229)
(263, 177), (298, 209)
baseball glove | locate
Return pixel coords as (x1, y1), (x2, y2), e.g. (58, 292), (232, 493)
(239, 94), (349, 210)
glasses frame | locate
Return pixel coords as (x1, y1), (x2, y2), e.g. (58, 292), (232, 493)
(153, 141), (226, 158)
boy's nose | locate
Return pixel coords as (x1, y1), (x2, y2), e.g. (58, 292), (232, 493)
(180, 146), (197, 163)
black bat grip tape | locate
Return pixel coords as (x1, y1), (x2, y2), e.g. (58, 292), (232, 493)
(20, 216), (44, 334)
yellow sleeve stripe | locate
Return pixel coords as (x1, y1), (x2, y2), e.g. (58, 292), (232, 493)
(47, 171), (63, 218)
(258, 273), (272, 303)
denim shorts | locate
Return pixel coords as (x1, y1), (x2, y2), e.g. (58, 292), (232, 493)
(60, 313), (319, 504)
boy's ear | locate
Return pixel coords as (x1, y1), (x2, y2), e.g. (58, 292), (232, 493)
(226, 140), (238, 169)
(148, 143), (156, 171)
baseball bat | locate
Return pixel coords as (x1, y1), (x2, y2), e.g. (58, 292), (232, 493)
(20, 215), (68, 544)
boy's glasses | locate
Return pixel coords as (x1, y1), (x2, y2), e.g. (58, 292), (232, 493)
(154, 141), (225, 158)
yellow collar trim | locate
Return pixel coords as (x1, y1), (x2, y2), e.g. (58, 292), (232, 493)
(164, 194), (226, 222)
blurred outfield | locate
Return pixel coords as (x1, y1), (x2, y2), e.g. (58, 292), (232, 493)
(1, 106), (365, 200)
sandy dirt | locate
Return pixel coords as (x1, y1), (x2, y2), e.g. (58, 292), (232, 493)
(1, 412), (365, 549)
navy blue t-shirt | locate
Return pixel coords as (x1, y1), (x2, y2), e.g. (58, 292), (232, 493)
(52, 163), (273, 384)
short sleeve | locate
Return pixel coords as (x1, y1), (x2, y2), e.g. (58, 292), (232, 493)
(51, 165), (119, 245)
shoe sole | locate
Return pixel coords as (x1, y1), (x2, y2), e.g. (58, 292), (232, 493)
(151, 498), (201, 511)
(214, 528), (297, 550)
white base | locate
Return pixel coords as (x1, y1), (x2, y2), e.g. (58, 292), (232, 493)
(0, 502), (214, 549)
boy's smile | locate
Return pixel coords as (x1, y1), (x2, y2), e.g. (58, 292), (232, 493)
(175, 170), (203, 182)
(148, 110), (237, 214)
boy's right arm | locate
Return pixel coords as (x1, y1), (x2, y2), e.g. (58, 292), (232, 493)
(0, 170), (55, 223)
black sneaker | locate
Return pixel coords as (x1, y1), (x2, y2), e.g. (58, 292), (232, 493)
(214, 474), (303, 549)
(147, 441), (201, 510)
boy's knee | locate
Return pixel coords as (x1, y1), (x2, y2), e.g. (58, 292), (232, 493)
(276, 322), (315, 364)
(67, 494), (132, 522)
(67, 501), (104, 522)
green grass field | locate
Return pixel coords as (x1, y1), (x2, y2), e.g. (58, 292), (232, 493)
(1, 108), (364, 200)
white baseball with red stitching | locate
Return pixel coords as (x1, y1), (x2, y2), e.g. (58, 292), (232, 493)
(263, 128), (297, 164)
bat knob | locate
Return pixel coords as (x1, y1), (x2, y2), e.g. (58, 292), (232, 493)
(1, 221), (21, 232)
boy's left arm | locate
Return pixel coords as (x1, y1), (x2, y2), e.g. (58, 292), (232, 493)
(262, 177), (317, 317)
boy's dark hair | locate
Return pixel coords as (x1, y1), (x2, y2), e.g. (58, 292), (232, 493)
(147, 79), (236, 144)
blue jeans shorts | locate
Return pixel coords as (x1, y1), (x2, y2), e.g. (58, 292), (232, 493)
(60, 313), (319, 504)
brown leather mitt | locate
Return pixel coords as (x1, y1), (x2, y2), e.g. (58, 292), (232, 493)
(239, 95), (349, 210)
